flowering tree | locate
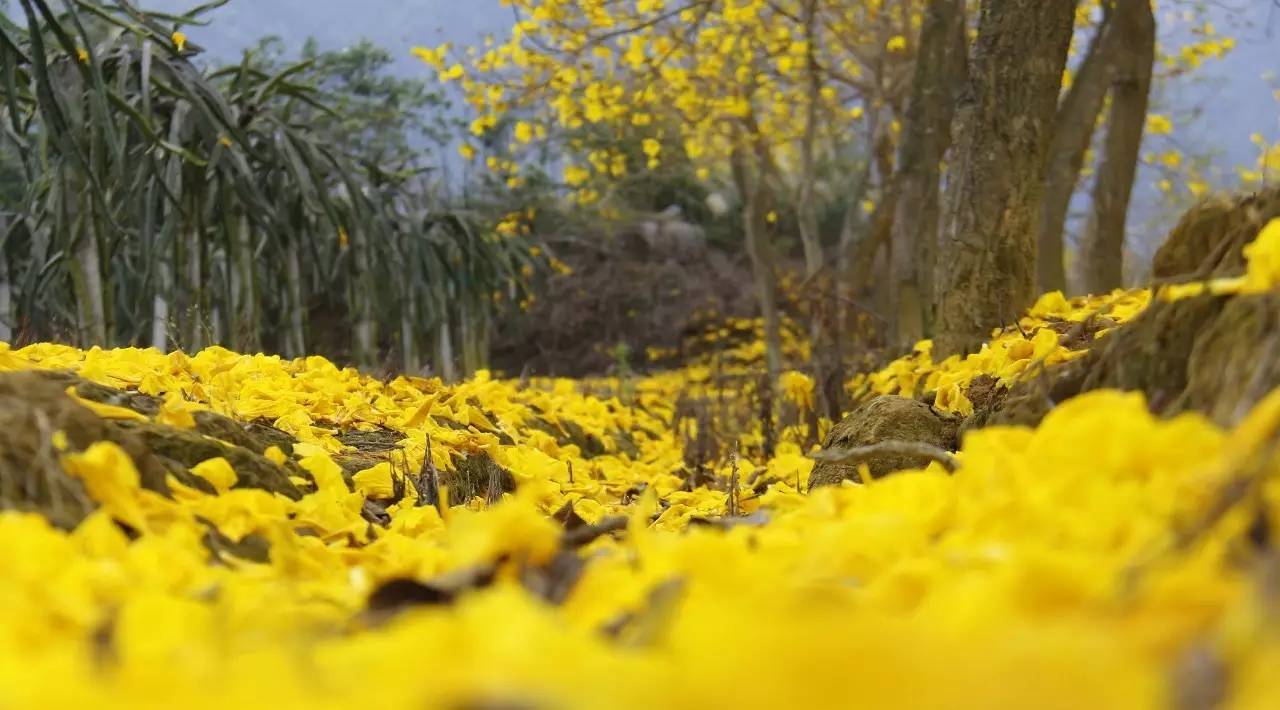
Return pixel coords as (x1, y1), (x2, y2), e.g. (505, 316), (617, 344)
(418, 0), (924, 384)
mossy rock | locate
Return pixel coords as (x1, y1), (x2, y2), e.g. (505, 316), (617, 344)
(114, 420), (308, 499)
(0, 371), (175, 528)
(1082, 294), (1228, 412)
(1152, 186), (1280, 281)
(1183, 294), (1280, 426)
(0, 370), (312, 529)
(809, 396), (959, 489)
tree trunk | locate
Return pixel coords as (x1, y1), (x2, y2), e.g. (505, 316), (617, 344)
(348, 226), (377, 367)
(797, 0), (823, 281)
(284, 244), (306, 358)
(400, 278), (419, 374)
(1081, 0), (1155, 294)
(231, 212), (260, 352)
(1037, 7), (1118, 294)
(935, 0), (1076, 356)
(435, 314), (457, 382)
(733, 143), (782, 386)
(69, 183), (107, 347)
(151, 267), (170, 350)
(889, 0), (967, 348)
(0, 214), (11, 343)
(183, 202), (204, 351)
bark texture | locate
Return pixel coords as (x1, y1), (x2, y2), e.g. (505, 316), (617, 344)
(935, 0), (1076, 356)
(732, 142), (782, 385)
(889, 0), (967, 348)
(1036, 8), (1118, 294)
(1080, 0), (1155, 294)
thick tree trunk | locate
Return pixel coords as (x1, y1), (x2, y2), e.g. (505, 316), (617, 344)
(889, 0), (967, 348)
(1081, 0), (1155, 294)
(1037, 8), (1118, 294)
(935, 0), (1076, 356)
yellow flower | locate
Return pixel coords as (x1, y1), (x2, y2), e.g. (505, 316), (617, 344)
(780, 370), (815, 411)
(192, 457), (238, 493)
(352, 462), (397, 499)
(172, 31), (187, 52)
(64, 386), (148, 421)
(1147, 114), (1173, 135)
(513, 121), (534, 143)
(886, 35), (907, 52)
(1242, 217), (1280, 292)
(61, 441), (150, 530)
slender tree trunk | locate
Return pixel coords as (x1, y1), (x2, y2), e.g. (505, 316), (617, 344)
(400, 270), (419, 374)
(69, 183), (107, 346)
(850, 132), (899, 295)
(732, 142), (782, 386)
(152, 264), (170, 350)
(183, 197), (204, 351)
(0, 214), (10, 344)
(284, 245), (306, 357)
(231, 212), (260, 352)
(460, 294), (481, 378)
(889, 0), (967, 348)
(1081, 0), (1155, 294)
(935, 0), (1076, 355)
(70, 231), (107, 346)
(1037, 8), (1118, 294)
(349, 226), (377, 367)
(435, 314), (457, 382)
(797, 0), (823, 282)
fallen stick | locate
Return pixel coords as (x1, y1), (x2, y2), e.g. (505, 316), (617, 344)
(809, 440), (960, 473)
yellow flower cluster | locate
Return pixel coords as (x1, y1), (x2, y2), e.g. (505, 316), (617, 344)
(2, 336), (1280, 706)
(851, 288), (1152, 415)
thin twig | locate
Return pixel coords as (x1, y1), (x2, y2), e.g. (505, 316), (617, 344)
(809, 440), (959, 472)
(728, 442), (739, 517)
(561, 516), (628, 548)
(415, 433), (442, 512)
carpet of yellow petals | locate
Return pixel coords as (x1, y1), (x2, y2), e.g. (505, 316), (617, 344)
(850, 287), (1151, 415)
(1, 220), (1279, 708)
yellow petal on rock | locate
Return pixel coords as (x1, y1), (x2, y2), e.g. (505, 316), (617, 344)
(352, 462), (396, 499)
(65, 386), (149, 421)
(192, 457), (238, 493)
(264, 445), (288, 465)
